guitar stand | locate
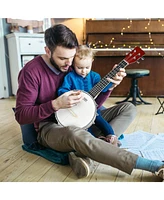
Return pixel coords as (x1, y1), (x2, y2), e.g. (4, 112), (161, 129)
(155, 95), (164, 115)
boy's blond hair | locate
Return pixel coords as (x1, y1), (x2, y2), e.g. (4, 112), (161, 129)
(75, 45), (97, 60)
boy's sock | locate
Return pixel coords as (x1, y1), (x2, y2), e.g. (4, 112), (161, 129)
(135, 156), (164, 173)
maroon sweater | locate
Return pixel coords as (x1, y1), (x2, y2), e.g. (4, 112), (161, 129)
(15, 56), (112, 131)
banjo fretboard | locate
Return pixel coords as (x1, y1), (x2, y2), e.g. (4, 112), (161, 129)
(88, 59), (128, 99)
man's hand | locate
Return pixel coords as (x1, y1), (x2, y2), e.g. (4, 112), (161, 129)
(107, 65), (126, 90)
(51, 90), (83, 111)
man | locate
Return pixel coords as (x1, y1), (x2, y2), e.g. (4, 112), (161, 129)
(15, 24), (164, 180)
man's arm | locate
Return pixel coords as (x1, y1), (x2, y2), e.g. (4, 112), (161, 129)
(15, 69), (54, 125)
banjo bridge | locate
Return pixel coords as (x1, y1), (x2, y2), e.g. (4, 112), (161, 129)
(68, 108), (78, 118)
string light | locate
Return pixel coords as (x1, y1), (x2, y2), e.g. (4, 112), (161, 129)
(89, 18), (164, 59)
(147, 18), (164, 59)
(121, 27), (125, 35)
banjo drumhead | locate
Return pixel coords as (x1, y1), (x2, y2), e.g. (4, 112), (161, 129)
(55, 91), (97, 129)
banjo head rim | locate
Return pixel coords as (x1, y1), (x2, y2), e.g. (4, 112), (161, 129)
(55, 90), (97, 129)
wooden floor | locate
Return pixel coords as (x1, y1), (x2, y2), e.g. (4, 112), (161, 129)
(0, 97), (163, 182)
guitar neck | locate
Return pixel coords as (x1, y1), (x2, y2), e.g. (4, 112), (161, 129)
(88, 59), (128, 99)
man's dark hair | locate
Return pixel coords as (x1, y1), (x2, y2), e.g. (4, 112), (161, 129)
(44, 24), (79, 53)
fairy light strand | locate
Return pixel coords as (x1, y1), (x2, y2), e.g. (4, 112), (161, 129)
(89, 19), (164, 59)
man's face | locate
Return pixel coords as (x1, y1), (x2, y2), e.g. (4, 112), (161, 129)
(49, 46), (76, 72)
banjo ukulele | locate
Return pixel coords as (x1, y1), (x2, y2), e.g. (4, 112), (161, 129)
(55, 46), (145, 129)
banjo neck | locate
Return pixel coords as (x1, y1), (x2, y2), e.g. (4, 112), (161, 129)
(88, 59), (128, 99)
(88, 46), (145, 99)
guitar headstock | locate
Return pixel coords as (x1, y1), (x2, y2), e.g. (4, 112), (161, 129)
(124, 47), (145, 64)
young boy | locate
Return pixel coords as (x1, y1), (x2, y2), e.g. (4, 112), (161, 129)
(58, 45), (121, 146)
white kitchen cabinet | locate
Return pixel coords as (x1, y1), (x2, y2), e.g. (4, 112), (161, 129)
(6, 33), (45, 95)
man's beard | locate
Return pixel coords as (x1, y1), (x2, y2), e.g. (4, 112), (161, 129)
(50, 56), (61, 71)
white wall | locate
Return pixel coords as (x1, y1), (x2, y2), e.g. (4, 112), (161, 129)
(0, 18), (87, 98)
(0, 18), (9, 98)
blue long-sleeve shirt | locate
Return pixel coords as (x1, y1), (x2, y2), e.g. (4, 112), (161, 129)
(58, 70), (103, 95)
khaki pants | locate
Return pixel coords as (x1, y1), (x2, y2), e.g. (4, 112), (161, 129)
(38, 102), (138, 174)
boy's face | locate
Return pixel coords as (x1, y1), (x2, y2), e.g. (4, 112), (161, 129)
(74, 56), (93, 78)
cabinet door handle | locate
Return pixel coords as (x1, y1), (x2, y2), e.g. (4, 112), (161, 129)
(28, 43), (31, 45)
